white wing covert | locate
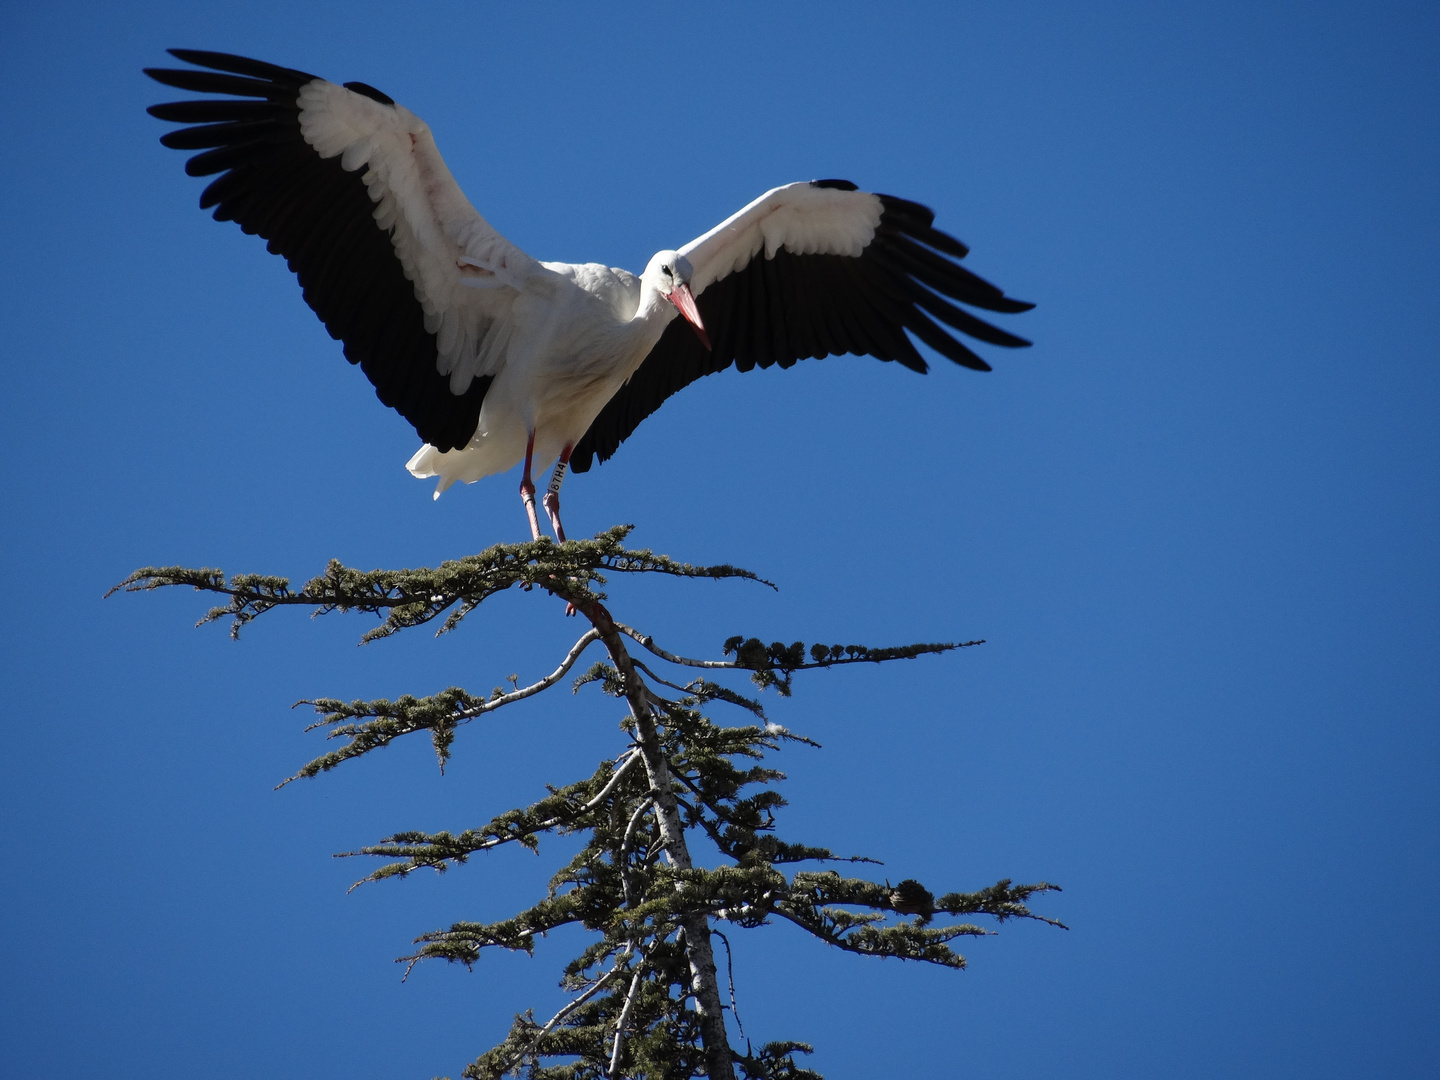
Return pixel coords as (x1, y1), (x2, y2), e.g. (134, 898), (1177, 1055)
(146, 49), (538, 451)
(681, 182), (884, 294)
(571, 179), (1034, 472)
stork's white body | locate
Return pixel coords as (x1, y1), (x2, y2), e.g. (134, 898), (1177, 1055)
(407, 261), (671, 495)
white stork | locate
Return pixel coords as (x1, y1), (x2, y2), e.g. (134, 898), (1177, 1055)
(146, 50), (1033, 542)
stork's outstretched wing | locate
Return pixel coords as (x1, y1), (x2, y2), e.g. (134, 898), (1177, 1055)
(146, 50), (544, 451)
(571, 180), (1033, 472)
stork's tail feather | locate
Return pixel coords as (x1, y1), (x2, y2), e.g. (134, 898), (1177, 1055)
(404, 445), (455, 500)
(406, 435), (523, 498)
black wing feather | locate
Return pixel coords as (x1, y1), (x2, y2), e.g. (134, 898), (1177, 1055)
(570, 185), (1032, 473)
(146, 50), (485, 452)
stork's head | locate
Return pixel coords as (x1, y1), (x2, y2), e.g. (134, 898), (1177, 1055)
(646, 249), (710, 351)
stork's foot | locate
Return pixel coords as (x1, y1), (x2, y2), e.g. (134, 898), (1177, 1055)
(519, 479), (542, 541)
(557, 597), (609, 620)
(542, 491), (567, 543)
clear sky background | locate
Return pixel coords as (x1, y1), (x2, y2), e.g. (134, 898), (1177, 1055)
(2, 2), (1436, 1077)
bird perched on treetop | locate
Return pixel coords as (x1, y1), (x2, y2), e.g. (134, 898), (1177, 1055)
(146, 50), (1033, 542)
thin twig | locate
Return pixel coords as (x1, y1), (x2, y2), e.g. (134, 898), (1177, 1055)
(712, 929), (747, 1045)
(630, 656), (707, 698)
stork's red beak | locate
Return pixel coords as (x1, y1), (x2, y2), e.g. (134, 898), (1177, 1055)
(668, 283), (711, 351)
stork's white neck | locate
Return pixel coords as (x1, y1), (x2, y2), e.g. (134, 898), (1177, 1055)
(621, 265), (679, 358)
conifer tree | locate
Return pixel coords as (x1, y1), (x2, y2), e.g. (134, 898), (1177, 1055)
(113, 527), (1062, 1079)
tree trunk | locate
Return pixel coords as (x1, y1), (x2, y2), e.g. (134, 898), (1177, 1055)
(584, 602), (737, 1080)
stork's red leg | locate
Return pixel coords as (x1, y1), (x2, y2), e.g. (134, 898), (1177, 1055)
(519, 430), (543, 541)
(541, 444), (580, 615)
(542, 444), (573, 543)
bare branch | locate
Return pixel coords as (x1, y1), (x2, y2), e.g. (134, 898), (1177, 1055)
(571, 750), (643, 818)
(608, 966), (645, 1080)
(447, 628), (603, 721)
(506, 946), (635, 1075)
(619, 796), (655, 909)
(617, 623), (740, 670)
(615, 623), (984, 698)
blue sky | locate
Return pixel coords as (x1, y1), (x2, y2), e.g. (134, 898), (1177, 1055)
(2, 2), (1437, 1077)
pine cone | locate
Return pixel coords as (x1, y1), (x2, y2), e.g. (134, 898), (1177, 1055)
(888, 879), (935, 922)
